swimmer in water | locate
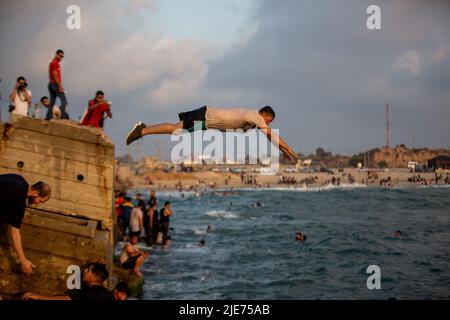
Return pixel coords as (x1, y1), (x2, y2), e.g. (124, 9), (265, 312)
(394, 230), (402, 238)
(198, 240), (205, 247)
(295, 232), (307, 242)
(206, 225), (212, 233)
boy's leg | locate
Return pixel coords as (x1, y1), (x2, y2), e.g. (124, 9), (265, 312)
(142, 122), (183, 135)
(126, 121), (183, 145)
(126, 106), (207, 145)
(46, 83), (56, 120)
(57, 91), (69, 119)
(133, 254), (145, 277)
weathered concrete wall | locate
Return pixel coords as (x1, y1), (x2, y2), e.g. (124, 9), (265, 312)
(0, 118), (115, 299)
(0, 208), (113, 299)
(0, 118), (114, 230)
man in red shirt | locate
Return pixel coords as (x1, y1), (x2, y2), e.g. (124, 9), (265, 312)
(46, 49), (69, 120)
(80, 90), (112, 128)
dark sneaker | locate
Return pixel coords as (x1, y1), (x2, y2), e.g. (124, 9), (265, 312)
(126, 121), (146, 145)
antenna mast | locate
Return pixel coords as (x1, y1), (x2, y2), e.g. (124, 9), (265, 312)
(385, 102), (391, 148)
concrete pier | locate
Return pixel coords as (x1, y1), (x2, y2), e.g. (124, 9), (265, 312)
(0, 117), (115, 299)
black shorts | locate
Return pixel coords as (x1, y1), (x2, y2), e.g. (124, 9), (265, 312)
(121, 253), (142, 270)
(161, 222), (170, 235)
(178, 106), (207, 132)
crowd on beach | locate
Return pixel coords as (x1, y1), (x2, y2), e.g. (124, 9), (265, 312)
(118, 161), (450, 196)
(241, 173), (262, 187)
(276, 170), (450, 189)
(320, 176), (341, 187)
(3, 49), (112, 129)
(299, 176), (318, 185)
(406, 173), (450, 186)
(279, 175), (297, 184)
(174, 180), (218, 193)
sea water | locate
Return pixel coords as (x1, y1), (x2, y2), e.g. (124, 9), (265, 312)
(129, 186), (450, 299)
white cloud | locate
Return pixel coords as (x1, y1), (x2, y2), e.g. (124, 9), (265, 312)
(395, 50), (423, 75)
(128, 0), (158, 14)
(66, 33), (219, 102)
(0, 0), (221, 109)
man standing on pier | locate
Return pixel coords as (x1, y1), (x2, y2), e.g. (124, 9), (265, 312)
(46, 49), (69, 120)
(0, 174), (51, 275)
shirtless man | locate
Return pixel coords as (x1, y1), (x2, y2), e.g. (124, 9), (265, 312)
(119, 234), (148, 278)
(126, 106), (299, 162)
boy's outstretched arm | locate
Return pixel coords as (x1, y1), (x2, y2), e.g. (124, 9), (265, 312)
(259, 126), (299, 162)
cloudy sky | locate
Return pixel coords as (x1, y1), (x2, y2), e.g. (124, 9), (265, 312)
(1, 0), (449, 158)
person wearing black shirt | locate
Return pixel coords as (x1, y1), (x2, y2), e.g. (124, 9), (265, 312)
(0, 174), (51, 275)
(159, 201), (172, 245)
(135, 193), (147, 214)
(22, 262), (114, 300)
(147, 190), (158, 245)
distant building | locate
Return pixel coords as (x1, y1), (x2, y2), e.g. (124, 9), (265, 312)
(144, 156), (160, 170)
(296, 159), (312, 170)
(427, 155), (450, 170)
(116, 154), (134, 164)
(408, 161), (419, 169)
(316, 148), (332, 158)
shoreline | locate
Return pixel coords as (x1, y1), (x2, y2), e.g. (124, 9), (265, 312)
(129, 182), (450, 195)
(117, 168), (450, 194)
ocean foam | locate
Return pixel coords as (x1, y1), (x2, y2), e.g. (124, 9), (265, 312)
(194, 228), (208, 235)
(222, 183), (368, 193)
(205, 210), (239, 219)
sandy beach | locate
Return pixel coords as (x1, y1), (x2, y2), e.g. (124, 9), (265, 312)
(116, 166), (450, 192)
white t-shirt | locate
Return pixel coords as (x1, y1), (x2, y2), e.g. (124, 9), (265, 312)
(12, 89), (32, 116)
(130, 208), (143, 232)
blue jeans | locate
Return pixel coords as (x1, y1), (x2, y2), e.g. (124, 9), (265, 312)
(46, 83), (69, 120)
